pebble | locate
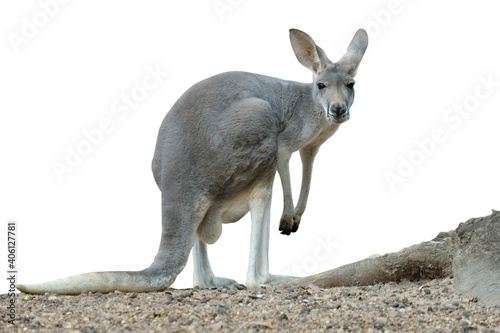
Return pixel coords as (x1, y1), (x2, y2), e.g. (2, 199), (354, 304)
(300, 308), (311, 315)
(179, 291), (193, 299)
(210, 321), (229, 330)
(277, 313), (288, 321)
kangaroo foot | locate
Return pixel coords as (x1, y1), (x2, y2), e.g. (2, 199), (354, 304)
(195, 276), (246, 290)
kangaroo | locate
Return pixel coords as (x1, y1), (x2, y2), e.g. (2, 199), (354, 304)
(17, 28), (368, 294)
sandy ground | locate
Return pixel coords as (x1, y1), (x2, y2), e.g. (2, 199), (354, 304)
(2, 277), (500, 332)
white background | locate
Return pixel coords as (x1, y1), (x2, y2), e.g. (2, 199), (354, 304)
(1, 0), (499, 293)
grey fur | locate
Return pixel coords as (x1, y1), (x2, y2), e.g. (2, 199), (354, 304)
(17, 29), (368, 294)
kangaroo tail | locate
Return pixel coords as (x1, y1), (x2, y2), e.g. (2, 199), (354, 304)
(17, 193), (206, 295)
(16, 268), (175, 295)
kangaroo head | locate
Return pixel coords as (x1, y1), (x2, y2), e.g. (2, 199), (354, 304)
(290, 29), (368, 123)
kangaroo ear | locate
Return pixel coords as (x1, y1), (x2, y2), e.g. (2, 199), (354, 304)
(290, 29), (329, 75)
(336, 29), (368, 77)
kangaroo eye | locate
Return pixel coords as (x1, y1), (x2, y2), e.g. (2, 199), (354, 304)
(317, 82), (326, 90)
(347, 81), (355, 89)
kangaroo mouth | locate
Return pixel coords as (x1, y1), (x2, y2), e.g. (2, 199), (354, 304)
(327, 113), (350, 124)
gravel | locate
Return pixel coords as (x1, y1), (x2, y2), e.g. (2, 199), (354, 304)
(3, 277), (500, 332)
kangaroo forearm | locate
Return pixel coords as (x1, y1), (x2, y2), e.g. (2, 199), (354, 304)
(277, 155), (294, 216)
(295, 147), (318, 215)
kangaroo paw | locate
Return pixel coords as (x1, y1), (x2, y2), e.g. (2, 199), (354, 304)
(279, 214), (301, 235)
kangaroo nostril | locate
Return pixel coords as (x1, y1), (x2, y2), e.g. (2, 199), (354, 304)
(329, 105), (347, 117)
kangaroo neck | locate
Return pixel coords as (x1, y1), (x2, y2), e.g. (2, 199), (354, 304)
(278, 80), (337, 153)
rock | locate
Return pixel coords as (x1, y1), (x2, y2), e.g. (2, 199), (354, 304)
(279, 210), (500, 307)
(300, 308), (311, 315)
(248, 321), (273, 329)
(452, 211), (500, 307)
(277, 313), (288, 321)
(217, 306), (228, 316)
(179, 291), (193, 299)
(210, 321), (229, 330)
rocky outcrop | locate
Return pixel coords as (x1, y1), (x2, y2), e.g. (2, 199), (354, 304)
(281, 210), (500, 307)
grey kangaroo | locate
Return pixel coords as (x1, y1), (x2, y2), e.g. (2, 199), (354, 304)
(17, 28), (368, 294)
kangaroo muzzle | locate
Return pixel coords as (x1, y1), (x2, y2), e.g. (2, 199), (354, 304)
(328, 105), (350, 123)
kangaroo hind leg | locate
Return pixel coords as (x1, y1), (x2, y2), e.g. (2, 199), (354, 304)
(245, 186), (297, 289)
(193, 237), (246, 289)
(142, 193), (208, 289)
